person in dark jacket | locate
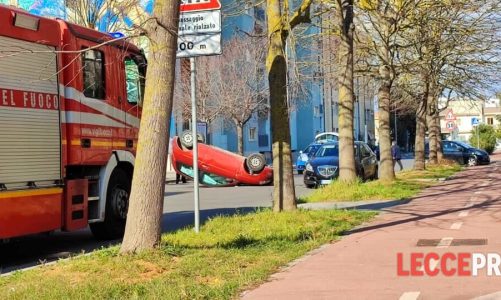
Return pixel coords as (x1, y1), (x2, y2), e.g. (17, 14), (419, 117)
(391, 141), (403, 171)
(176, 173), (187, 184)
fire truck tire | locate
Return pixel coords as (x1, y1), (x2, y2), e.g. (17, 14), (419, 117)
(90, 167), (131, 240)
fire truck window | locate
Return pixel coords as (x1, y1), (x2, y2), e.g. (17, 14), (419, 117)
(125, 58), (142, 104)
(82, 49), (105, 99)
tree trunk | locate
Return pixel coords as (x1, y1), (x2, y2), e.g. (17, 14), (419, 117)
(427, 101), (438, 165)
(378, 81), (395, 181)
(426, 83), (440, 165)
(120, 0), (179, 253)
(266, 0), (296, 212)
(414, 97), (427, 170)
(236, 122), (244, 156)
(336, 0), (356, 182)
(436, 112), (443, 161)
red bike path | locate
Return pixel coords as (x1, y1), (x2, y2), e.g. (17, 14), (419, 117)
(243, 153), (501, 300)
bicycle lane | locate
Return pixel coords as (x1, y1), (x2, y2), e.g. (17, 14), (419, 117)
(242, 154), (501, 300)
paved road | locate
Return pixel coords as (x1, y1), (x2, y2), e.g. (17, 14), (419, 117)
(0, 159), (413, 274)
(243, 154), (501, 299)
(0, 175), (308, 274)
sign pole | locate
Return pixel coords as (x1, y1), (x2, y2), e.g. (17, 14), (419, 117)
(190, 57), (200, 233)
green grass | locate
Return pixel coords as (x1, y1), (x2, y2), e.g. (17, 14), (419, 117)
(0, 209), (375, 300)
(302, 163), (462, 203)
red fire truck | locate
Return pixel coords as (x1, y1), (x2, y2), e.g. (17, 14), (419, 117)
(0, 5), (146, 240)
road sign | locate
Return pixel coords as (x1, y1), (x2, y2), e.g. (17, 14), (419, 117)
(179, 10), (221, 35)
(180, 0), (221, 12)
(177, 33), (221, 58)
(445, 109), (455, 121)
(446, 121), (455, 131)
(471, 117), (480, 126)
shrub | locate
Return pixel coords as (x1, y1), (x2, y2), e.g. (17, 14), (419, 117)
(469, 124), (497, 154)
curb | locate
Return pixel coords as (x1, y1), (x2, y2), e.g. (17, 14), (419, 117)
(298, 198), (411, 211)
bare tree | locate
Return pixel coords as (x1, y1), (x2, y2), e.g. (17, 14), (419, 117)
(266, 0), (313, 211)
(174, 37), (268, 155)
(65, 0), (145, 32)
(120, 0), (180, 253)
(355, 0), (421, 180)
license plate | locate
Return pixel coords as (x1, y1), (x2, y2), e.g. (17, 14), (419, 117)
(320, 180), (332, 185)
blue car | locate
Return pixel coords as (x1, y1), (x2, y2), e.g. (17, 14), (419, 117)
(296, 143), (322, 174)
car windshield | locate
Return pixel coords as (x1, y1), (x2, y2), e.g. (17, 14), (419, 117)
(315, 144), (340, 157)
(305, 145), (321, 156)
(179, 164), (234, 186)
(455, 141), (474, 149)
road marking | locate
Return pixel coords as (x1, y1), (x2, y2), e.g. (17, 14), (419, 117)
(437, 237), (454, 248)
(459, 211), (469, 217)
(475, 191), (484, 194)
(399, 291), (421, 300)
(450, 222), (463, 230)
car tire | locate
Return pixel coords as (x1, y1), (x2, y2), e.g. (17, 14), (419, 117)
(246, 153), (266, 173)
(180, 131), (204, 149)
(90, 168), (130, 240)
(305, 183), (316, 189)
(468, 156), (478, 167)
(298, 170), (304, 175)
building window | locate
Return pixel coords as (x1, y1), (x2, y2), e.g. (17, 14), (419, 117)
(82, 49), (105, 99)
(249, 127), (257, 141)
(487, 117), (494, 125)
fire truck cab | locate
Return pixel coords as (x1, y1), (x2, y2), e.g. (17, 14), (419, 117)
(0, 5), (145, 240)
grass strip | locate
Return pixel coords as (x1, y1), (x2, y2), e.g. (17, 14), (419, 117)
(302, 163), (462, 203)
(0, 209), (375, 300)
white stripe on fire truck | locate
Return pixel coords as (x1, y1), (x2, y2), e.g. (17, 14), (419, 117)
(60, 86), (140, 128)
(63, 111), (125, 128)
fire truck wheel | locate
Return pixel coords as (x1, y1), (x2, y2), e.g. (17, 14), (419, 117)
(90, 167), (131, 240)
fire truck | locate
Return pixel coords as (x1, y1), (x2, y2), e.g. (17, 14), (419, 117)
(0, 5), (146, 240)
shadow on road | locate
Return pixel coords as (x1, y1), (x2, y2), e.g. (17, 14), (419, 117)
(0, 206), (263, 274)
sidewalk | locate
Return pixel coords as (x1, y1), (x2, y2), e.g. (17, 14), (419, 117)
(242, 153), (501, 300)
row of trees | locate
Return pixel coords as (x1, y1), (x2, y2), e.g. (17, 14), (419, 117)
(55, 0), (500, 252)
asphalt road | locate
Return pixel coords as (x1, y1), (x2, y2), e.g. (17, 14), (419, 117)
(0, 159), (414, 274)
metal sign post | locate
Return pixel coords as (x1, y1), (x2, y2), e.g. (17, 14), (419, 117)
(190, 57), (200, 233)
(177, 0), (222, 233)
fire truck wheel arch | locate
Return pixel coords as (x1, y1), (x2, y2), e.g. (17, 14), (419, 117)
(90, 167), (131, 239)
(97, 150), (135, 223)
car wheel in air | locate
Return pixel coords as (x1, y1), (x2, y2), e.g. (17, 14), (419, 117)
(468, 156), (478, 167)
(180, 131), (194, 149)
(246, 153), (266, 173)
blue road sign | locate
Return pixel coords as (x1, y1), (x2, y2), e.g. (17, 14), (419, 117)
(471, 117), (480, 126)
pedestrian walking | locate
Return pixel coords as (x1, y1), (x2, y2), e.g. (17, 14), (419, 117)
(391, 141), (403, 171)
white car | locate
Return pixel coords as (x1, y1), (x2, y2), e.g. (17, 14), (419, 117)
(315, 132), (339, 143)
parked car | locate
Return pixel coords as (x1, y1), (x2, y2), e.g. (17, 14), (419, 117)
(314, 132), (339, 143)
(303, 141), (378, 188)
(296, 143), (323, 174)
(171, 131), (273, 186)
(442, 140), (490, 166)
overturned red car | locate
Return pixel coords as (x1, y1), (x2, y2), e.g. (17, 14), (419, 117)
(171, 131), (273, 186)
